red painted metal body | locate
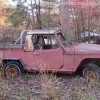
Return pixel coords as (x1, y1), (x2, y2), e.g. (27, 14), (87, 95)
(0, 30), (100, 74)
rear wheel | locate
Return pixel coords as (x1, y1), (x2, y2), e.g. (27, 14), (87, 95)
(4, 61), (23, 78)
(81, 63), (100, 82)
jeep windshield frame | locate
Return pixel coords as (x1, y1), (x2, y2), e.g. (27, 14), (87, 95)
(57, 32), (66, 43)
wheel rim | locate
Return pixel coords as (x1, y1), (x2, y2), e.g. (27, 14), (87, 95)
(83, 68), (98, 81)
(6, 65), (19, 78)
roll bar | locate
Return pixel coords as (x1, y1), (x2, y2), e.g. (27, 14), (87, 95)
(14, 30), (28, 45)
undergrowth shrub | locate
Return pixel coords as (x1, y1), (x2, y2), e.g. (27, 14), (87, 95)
(39, 72), (63, 100)
(0, 67), (7, 100)
(36, 60), (63, 100)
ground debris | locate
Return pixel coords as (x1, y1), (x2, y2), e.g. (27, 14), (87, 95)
(0, 73), (100, 100)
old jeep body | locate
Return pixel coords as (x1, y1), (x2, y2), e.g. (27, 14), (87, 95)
(0, 30), (100, 81)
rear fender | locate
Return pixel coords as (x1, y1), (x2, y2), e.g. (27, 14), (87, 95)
(2, 58), (25, 70)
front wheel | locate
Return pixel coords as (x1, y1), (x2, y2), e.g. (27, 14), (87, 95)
(81, 63), (100, 82)
(4, 61), (23, 78)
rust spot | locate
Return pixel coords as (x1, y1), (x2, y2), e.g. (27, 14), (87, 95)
(24, 39), (29, 51)
(0, 51), (3, 63)
(6, 66), (18, 78)
(0, 59), (2, 63)
(24, 35), (33, 51)
(84, 68), (97, 81)
(0, 51), (3, 58)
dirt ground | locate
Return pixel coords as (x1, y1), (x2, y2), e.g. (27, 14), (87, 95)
(0, 72), (100, 100)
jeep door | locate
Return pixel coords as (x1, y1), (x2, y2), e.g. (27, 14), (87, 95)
(33, 34), (63, 71)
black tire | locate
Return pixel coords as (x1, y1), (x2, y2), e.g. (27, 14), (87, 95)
(4, 61), (24, 78)
(81, 63), (100, 82)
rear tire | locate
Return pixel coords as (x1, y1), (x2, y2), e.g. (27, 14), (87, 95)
(81, 63), (100, 82)
(4, 61), (23, 78)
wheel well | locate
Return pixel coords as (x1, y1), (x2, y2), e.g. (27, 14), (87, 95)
(78, 58), (100, 70)
(2, 59), (25, 70)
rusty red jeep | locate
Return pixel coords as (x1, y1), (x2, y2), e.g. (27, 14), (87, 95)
(0, 30), (100, 81)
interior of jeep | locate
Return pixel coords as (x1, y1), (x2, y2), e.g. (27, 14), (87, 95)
(32, 35), (59, 49)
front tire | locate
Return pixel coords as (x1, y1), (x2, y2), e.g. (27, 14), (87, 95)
(81, 63), (100, 82)
(4, 61), (23, 78)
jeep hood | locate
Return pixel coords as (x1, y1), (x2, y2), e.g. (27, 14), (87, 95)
(75, 43), (100, 54)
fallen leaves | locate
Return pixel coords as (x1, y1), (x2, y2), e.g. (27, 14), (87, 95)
(0, 73), (99, 100)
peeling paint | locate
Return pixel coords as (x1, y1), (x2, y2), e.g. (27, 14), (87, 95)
(79, 50), (90, 52)
(0, 51), (3, 58)
(24, 35), (33, 51)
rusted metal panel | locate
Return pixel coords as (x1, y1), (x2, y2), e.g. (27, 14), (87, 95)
(24, 35), (33, 51)
(27, 30), (57, 35)
(0, 51), (3, 63)
(0, 51), (3, 58)
(0, 44), (22, 49)
(0, 59), (2, 64)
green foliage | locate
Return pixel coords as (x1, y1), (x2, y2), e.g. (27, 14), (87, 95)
(7, 0), (40, 29)
(0, 34), (3, 42)
(11, 87), (31, 99)
(41, 14), (52, 25)
(7, 3), (30, 28)
(14, 35), (18, 40)
(7, 0), (59, 29)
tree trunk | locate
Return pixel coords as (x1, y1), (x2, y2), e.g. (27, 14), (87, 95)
(60, 0), (70, 40)
(38, 0), (41, 29)
(30, 0), (35, 29)
(88, 6), (91, 43)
